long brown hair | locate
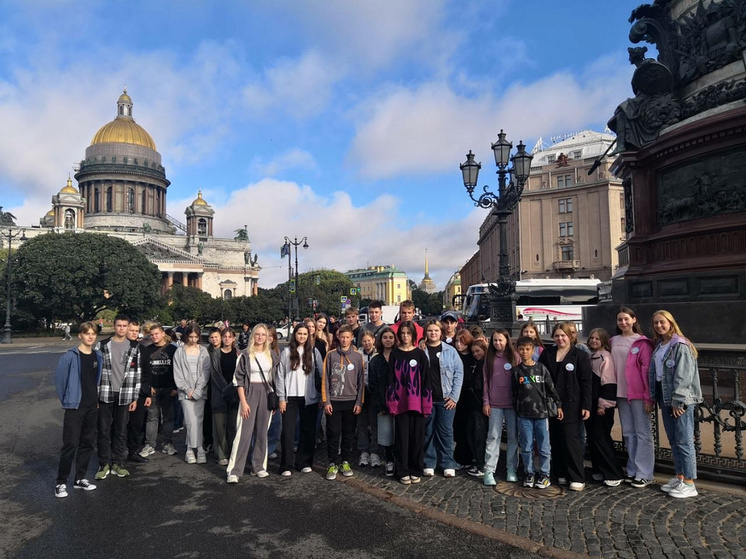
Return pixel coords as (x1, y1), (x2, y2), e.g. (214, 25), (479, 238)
(289, 324), (314, 375)
(485, 328), (518, 373)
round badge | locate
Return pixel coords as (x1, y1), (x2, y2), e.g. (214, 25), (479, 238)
(436, 352), (441, 359)
(665, 359), (675, 368)
(409, 359), (418, 367)
(504, 363), (512, 370)
(347, 363), (354, 371)
(445, 337), (453, 344)
(566, 363), (575, 371)
(631, 347), (640, 355)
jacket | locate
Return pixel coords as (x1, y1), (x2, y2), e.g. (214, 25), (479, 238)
(209, 347), (239, 412)
(320, 346), (365, 406)
(368, 352), (390, 414)
(647, 335), (703, 408)
(539, 346), (592, 422)
(590, 349), (617, 409)
(613, 336), (655, 404)
(275, 346), (322, 406)
(233, 349), (280, 391)
(55, 347), (103, 409)
(512, 362), (561, 419)
(96, 337), (141, 406)
(423, 342), (463, 403)
(173, 345), (211, 401)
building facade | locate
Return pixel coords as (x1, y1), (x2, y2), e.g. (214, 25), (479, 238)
(345, 265), (411, 306)
(443, 271), (462, 310)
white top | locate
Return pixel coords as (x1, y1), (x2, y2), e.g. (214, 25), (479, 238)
(250, 352), (272, 384)
(654, 341), (671, 382)
(611, 334), (640, 399)
(285, 347), (307, 398)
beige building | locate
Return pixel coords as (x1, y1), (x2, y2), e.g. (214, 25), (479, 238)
(345, 265), (411, 306)
(466, 130), (625, 288)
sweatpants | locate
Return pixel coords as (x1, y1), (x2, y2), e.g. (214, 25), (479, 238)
(180, 398), (206, 450)
(228, 383), (273, 477)
(213, 405), (239, 461)
(281, 397), (318, 471)
(57, 405), (98, 484)
(97, 394), (129, 466)
(617, 398), (655, 480)
(326, 400), (356, 464)
(145, 388), (174, 447)
(587, 408), (624, 481)
(126, 395), (148, 455)
(394, 411), (426, 478)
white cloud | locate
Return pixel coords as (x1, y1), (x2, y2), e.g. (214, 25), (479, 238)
(251, 148), (318, 177)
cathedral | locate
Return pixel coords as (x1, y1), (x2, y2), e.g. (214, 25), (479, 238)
(32, 89), (260, 299)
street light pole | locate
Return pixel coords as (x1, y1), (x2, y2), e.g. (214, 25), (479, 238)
(1, 228), (27, 344)
(283, 235), (308, 324)
(460, 130), (533, 333)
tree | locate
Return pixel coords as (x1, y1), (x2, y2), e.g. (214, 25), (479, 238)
(411, 288), (445, 316)
(294, 269), (354, 317)
(13, 232), (161, 324)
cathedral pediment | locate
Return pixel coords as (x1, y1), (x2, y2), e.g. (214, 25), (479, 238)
(133, 237), (202, 263)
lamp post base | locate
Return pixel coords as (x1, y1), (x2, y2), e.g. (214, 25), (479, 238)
(489, 295), (519, 336)
(1, 323), (12, 344)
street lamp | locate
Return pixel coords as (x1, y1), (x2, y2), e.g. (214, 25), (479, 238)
(460, 129), (533, 332)
(1, 228), (27, 344)
(282, 236), (309, 325)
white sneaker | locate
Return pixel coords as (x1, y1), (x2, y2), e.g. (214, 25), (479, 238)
(255, 470), (269, 478)
(185, 449), (196, 464)
(196, 448), (207, 464)
(139, 444), (155, 458)
(369, 453), (382, 467)
(218, 458), (229, 466)
(423, 468), (435, 477)
(358, 452), (370, 467)
(162, 443), (177, 456)
(73, 479), (97, 491)
(55, 484), (68, 498)
(301, 466), (313, 474)
(569, 482), (586, 491)
(443, 469), (456, 478)
(660, 477), (683, 493)
(281, 470), (292, 477)
(668, 482), (697, 499)
(604, 479), (623, 487)
(385, 462), (395, 477)
(227, 474), (238, 484)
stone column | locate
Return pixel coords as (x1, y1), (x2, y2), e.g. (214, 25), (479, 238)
(182, 273), (188, 287)
(167, 272), (174, 289)
(196, 273), (203, 291)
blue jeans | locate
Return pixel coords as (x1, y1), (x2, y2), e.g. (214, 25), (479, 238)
(484, 407), (518, 475)
(424, 401), (457, 470)
(659, 400), (697, 480)
(517, 417), (550, 476)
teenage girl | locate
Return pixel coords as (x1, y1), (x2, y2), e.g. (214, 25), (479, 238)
(357, 330), (380, 467)
(368, 326), (397, 476)
(520, 320), (544, 363)
(453, 329), (476, 473)
(586, 328), (624, 486)
(649, 310), (702, 498)
(482, 328), (520, 485)
(307, 317), (329, 360)
(610, 307), (655, 487)
(210, 327), (239, 466)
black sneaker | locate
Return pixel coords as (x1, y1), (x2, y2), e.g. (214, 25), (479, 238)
(523, 473), (535, 488)
(535, 474), (551, 489)
(73, 479), (97, 491)
(55, 484), (68, 498)
(127, 453), (149, 463)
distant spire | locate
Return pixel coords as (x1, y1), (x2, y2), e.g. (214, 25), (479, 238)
(424, 249), (429, 275)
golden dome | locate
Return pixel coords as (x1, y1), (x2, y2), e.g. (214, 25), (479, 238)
(192, 190), (208, 206)
(60, 177), (78, 194)
(90, 89), (157, 150)
(45, 208), (54, 217)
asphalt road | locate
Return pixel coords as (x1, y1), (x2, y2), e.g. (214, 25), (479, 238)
(0, 348), (541, 559)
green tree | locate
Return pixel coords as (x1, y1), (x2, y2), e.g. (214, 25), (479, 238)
(412, 288), (445, 316)
(226, 289), (285, 324)
(294, 269), (354, 317)
(12, 232), (161, 324)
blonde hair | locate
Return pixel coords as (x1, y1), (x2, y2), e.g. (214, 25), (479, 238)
(651, 310), (698, 358)
(248, 323), (272, 360)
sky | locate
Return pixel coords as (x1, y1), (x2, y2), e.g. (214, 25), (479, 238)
(0, 0), (643, 289)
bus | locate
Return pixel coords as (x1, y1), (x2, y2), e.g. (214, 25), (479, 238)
(458, 278), (601, 334)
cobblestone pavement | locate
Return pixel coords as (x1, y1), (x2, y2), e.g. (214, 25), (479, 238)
(310, 456), (746, 559)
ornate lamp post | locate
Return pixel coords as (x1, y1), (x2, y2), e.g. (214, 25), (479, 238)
(282, 236), (309, 324)
(1, 228), (27, 344)
(460, 130), (533, 332)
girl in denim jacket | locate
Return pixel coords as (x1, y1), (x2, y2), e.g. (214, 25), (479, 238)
(648, 310), (702, 499)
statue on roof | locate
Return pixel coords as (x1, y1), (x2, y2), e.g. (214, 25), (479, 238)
(0, 207), (17, 226)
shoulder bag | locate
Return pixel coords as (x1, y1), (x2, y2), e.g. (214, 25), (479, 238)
(255, 357), (279, 411)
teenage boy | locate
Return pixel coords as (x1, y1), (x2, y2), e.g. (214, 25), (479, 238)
(321, 325), (364, 480)
(126, 321), (151, 463)
(54, 322), (102, 498)
(440, 311), (460, 346)
(140, 323), (179, 457)
(513, 336), (563, 489)
(95, 314), (141, 480)
(344, 307), (362, 346)
(358, 300), (387, 346)
(391, 300), (424, 344)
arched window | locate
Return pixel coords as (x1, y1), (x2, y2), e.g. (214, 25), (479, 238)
(94, 187), (100, 212)
(224, 289), (233, 300)
(106, 186), (113, 212)
(197, 218), (207, 237)
(64, 209), (75, 230)
(127, 188), (135, 213)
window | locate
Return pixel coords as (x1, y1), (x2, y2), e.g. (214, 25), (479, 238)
(557, 174), (573, 188)
(127, 188), (135, 213)
(559, 222), (574, 237)
(106, 186), (113, 212)
(224, 289), (232, 300)
(558, 198), (573, 213)
(64, 209), (75, 230)
(561, 245), (574, 261)
(197, 218), (207, 237)
(94, 188), (100, 212)
(547, 155), (556, 163)
(620, 193), (625, 210)
(572, 150), (582, 159)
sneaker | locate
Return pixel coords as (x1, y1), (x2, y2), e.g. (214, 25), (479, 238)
(196, 448), (207, 464)
(400, 476), (411, 485)
(385, 462), (395, 477)
(139, 444), (155, 457)
(524, 473), (535, 488)
(410, 476), (421, 484)
(162, 443), (177, 456)
(631, 478), (652, 488)
(483, 472), (496, 486)
(185, 450), (197, 464)
(111, 464), (130, 477)
(591, 472), (604, 482)
(358, 452), (370, 466)
(369, 453), (382, 467)
(73, 479), (97, 491)
(326, 463), (338, 480)
(281, 470), (292, 477)
(94, 464), (110, 480)
(255, 470), (269, 478)
(340, 461), (353, 477)
(467, 466), (484, 477)
(668, 482), (698, 499)
(604, 479), (623, 487)
(226, 474), (239, 484)
(423, 468), (435, 477)
(127, 453), (149, 463)
(569, 482), (586, 491)
(218, 458), (229, 467)
(506, 470), (518, 483)
(301, 466), (313, 474)
(624, 475), (635, 484)
(535, 475), (551, 489)
(173, 426), (184, 433)
(558, 477), (568, 486)
(660, 477), (683, 493)
(443, 469), (456, 478)
(55, 484), (68, 498)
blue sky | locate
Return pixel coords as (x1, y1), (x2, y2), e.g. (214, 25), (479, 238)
(0, 0), (642, 288)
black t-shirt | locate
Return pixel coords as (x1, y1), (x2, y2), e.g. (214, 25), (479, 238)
(143, 343), (177, 389)
(78, 351), (98, 408)
(220, 349), (238, 384)
(427, 344), (444, 402)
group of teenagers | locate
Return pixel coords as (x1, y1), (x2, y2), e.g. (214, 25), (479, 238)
(53, 300), (703, 501)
